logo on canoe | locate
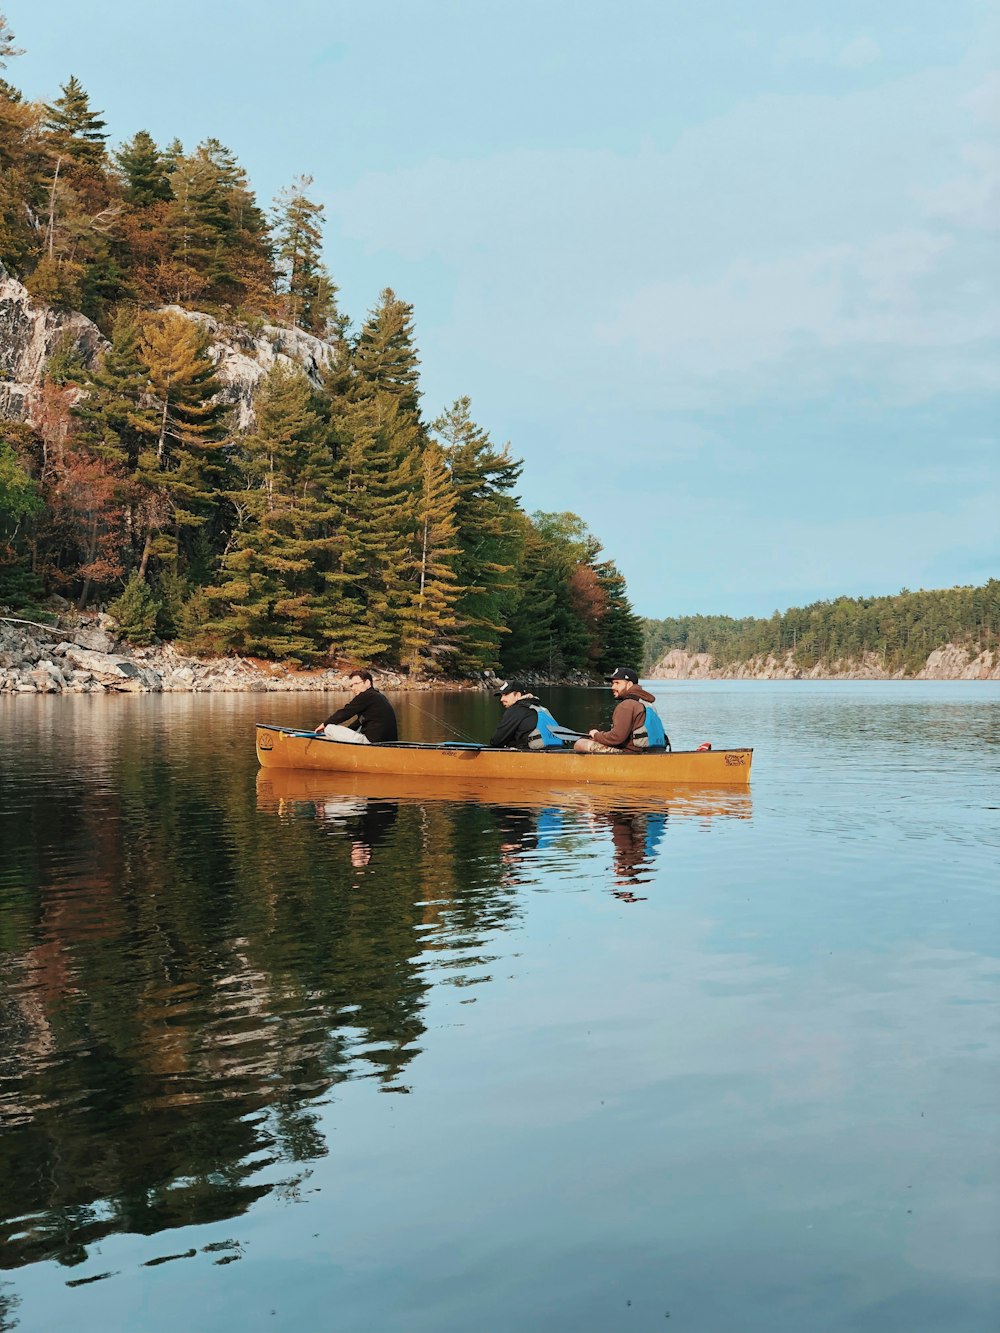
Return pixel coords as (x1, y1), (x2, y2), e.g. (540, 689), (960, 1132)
(258, 734), (273, 751)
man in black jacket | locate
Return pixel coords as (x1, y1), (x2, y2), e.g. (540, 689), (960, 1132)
(488, 681), (554, 749)
(315, 670), (398, 744)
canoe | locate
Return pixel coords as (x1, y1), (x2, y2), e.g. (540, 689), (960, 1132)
(255, 724), (753, 787)
(256, 766), (753, 818)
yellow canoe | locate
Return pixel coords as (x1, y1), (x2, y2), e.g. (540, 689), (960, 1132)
(255, 724), (753, 787)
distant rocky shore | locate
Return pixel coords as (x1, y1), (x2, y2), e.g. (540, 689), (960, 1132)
(649, 645), (1000, 681)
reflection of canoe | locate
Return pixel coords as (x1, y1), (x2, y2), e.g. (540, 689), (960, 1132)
(255, 724), (752, 787)
(256, 766), (753, 818)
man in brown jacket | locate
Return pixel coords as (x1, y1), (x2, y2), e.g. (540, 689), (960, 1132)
(574, 667), (666, 753)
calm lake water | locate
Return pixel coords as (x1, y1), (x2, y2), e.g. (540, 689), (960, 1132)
(1, 682), (998, 1333)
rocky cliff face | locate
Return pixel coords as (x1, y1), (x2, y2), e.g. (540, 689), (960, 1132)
(0, 262), (104, 419)
(0, 262), (339, 429)
(649, 645), (1000, 681)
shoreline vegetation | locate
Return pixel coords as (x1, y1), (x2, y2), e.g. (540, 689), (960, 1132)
(1, 601), (997, 695)
(0, 27), (645, 683)
(644, 581), (1000, 681)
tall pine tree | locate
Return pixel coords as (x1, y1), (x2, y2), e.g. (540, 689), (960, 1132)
(43, 75), (107, 167)
(433, 396), (522, 671)
(134, 312), (228, 578)
(115, 130), (170, 205)
(273, 176), (340, 336)
(398, 441), (460, 673)
(351, 289), (421, 421)
(199, 364), (338, 660)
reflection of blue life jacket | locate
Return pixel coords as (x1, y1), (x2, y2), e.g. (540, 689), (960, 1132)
(528, 705), (569, 750)
(536, 807), (564, 848)
(634, 703), (668, 750)
(644, 811), (667, 857)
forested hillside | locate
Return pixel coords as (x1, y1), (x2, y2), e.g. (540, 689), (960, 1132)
(643, 581), (1000, 676)
(0, 15), (644, 675)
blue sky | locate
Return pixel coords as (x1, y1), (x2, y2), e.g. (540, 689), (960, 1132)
(12, 1), (999, 616)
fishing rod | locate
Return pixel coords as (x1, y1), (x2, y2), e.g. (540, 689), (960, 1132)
(402, 697), (484, 745)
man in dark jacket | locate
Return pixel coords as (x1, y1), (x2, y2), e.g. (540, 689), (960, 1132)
(488, 680), (563, 749)
(315, 669), (398, 743)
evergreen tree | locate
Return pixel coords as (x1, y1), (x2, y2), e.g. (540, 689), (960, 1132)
(108, 569), (159, 644)
(199, 364), (337, 660)
(0, 70), (44, 276)
(352, 289), (421, 420)
(164, 151), (229, 304)
(499, 515), (557, 675)
(595, 559), (644, 673)
(0, 427), (41, 603)
(0, 12), (23, 67)
(433, 396), (522, 671)
(74, 309), (160, 569)
(115, 130), (170, 205)
(134, 312), (228, 578)
(322, 398), (416, 662)
(273, 176), (339, 336)
(164, 142), (272, 310)
(43, 76), (107, 166)
(398, 441), (461, 673)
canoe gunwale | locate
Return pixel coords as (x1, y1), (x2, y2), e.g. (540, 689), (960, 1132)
(255, 723), (747, 758)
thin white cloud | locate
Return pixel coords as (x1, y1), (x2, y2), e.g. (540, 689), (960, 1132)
(328, 60), (999, 415)
(839, 35), (881, 69)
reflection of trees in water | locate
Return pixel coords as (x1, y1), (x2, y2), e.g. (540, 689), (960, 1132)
(0, 752), (525, 1274)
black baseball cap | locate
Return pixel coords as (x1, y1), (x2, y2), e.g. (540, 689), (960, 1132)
(605, 666), (639, 683)
(492, 679), (525, 696)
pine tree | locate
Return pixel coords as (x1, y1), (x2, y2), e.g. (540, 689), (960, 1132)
(29, 75), (123, 317)
(0, 430), (41, 597)
(0, 78), (45, 276)
(499, 515), (557, 675)
(352, 289), (421, 420)
(398, 441), (460, 673)
(200, 364), (337, 660)
(115, 130), (170, 205)
(43, 76), (107, 167)
(198, 138), (273, 310)
(322, 398), (416, 662)
(595, 559), (644, 673)
(0, 12), (23, 67)
(134, 312), (228, 578)
(432, 396), (522, 671)
(74, 309), (159, 569)
(164, 152), (229, 304)
(164, 142), (273, 310)
(273, 176), (339, 336)
(108, 570), (159, 644)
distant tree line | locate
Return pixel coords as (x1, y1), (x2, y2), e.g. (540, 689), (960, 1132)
(0, 22), (643, 675)
(643, 581), (1000, 675)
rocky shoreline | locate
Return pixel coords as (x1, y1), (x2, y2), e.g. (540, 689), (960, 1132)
(0, 614), (475, 696)
(649, 645), (1000, 681)
(0, 612), (593, 696)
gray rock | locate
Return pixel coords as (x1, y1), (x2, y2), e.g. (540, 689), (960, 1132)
(63, 647), (139, 678)
(73, 626), (116, 653)
(0, 262), (105, 419)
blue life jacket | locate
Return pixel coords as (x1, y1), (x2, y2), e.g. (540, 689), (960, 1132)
(527, 705), (569, 750)
(634, 702), (668, 750)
